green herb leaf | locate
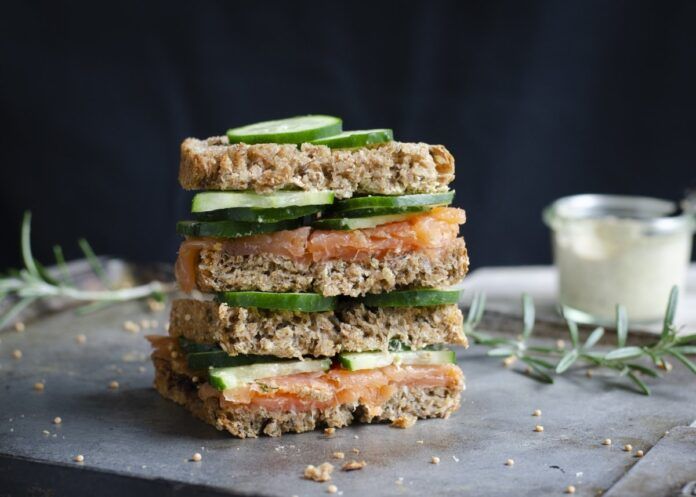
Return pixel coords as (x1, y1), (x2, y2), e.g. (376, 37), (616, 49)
(675, 333), (696, 345)
(668, 350), (696, 375)
(604, 346), (644, 361)
(616, 305), (628, 348)
(520, 356), (555, 369)
(662, 285), (678, 339)
(0, 297), (37, 330)
(584, 327), (605, 350)
(566, 318), (579, 348)
(556, 349), (579, 373)
(52, 245), (74, 286)
(626, 363), (660, 378)
(673, 345), (696, 354)
(626, 371), (651, 395)
(488, 347), (515, 357)
(20, 211), (41, 280)
(519, 357), (554, 384)
(522, 293), (535, 339)
(78, 238), (110, 288)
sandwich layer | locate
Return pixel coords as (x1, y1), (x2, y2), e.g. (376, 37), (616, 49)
(194, 237), (469, 296)
(169, 299), (467, 359)
(180, 137), (455, 198)
(153, 356), (463, 438)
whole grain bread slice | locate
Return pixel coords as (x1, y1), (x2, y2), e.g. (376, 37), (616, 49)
(153, 357), (464, 438)
(180, 137), (455, 198)
(193, 238), (469, 296)
(168, 299), (467, 359)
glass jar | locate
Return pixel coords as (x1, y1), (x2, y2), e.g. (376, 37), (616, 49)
(543, 194), (695, 325)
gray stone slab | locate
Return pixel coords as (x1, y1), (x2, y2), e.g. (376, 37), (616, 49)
(1, 300), (696, 496)
(604, 426), (696, 497)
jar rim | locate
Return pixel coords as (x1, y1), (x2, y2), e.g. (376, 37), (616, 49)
(543, 194), (695, 235)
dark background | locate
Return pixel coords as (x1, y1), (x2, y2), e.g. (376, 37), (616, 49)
(1, 1), (695, 271)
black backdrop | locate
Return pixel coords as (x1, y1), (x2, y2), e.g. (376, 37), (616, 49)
(1, 1), (695, 270)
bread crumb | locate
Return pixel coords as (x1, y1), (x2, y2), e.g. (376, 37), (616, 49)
(391, 414), (417, 429)
(324, 427), (335, 436)
(34, 382), (45, 392)
(431, 456), (440, 464)
(75, 334), (87, 344)
(147, 298), (165, 312)
(342, 460), (366, 471)
(327, 484), (338, 494)
(416, 440), (424, 444)
(502, 356), (517, 367)
(14, 321), (25, 332)
(332, 451), (345, 459)
(12, 349), (22, 360)
(304, 462), (334, 482)
(42, 430), (50, 436)
(351, 448), (360, 454)
(123, 321), (140, 333)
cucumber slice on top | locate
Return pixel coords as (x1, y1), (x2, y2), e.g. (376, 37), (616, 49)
(310, 129), (393, 148)
(217, 291), (337, 312)
(227, 115), (342, 144)
(193, 205), (324, 223)
(187, 351), (283, 371)
(312, 212), (417, 230)
(209, 358), (332, 391)
(331, 191), (455, 213)
(192, 191), (335, 212)
(338, 349), (456, 371)
(176, 219), (301, 238)
(359, 289), (461, 308)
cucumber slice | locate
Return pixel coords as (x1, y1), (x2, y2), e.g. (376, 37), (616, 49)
(178, 337), (219, 354)
(193, 205), (325, 223)
(218, 291), (337, 312)
(333, 205), (442, 218)
(176, 219), (301, 238)
(331, 192), (455, 213)
(209, 358), (332, 390)
(312, 212), (416, 230)
(192, 191), (335, 212)
(227, 115), (342, 144)
(338, 349), (456, 371)
(310, 129), (393, 148)
(359, 289), (461, 308)
(187, 351), (283, 370)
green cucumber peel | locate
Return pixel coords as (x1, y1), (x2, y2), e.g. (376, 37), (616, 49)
(208, 358), (332, 390)
(192, 191), (334, 212)
(217, 291), (337, 312)
(227, 115), (342, 144)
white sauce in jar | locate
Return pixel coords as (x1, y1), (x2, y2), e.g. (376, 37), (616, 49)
(553, 217), (691, 322)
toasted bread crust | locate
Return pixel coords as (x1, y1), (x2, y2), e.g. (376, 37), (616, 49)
(195, 238), (469, 297)
(153, 357), (463, 438)
(179, 137), (454, 198)
(169, 299), (467, 359)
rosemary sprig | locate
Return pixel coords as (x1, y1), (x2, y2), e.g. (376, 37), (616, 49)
(465, 286), (696, 395)
(0, 211), (171, 329)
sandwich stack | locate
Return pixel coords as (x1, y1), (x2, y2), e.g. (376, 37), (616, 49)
(148, 116), (471, 437)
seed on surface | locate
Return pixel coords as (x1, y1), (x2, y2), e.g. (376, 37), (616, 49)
(602, 438), (612, 446)
(342, 460), (366, 471)
(108, 381), (119, 390)
(73, 454), (84, 463)
(416, 440), (424, 444)
(304, 462), (334, 482)
(586, 369), (594, 378)
(635, 450), (644, 458)
(327, 484), (338, 494)
(352, 448), (360, 454)
(75, 334), (87, 344)
(12, 349), (23, 360)
(122, 321), (140, 333)
(431, 456), (440, 464)
(191, 452), (202, 462)
(324, 427), (335, 436)
(556, 339), (566, 349)
(532, 409), (542, 417)
(565, 485), (576, 494)
(34, 382), (45, 391)
(623, 444), (633, 452)
(502, 356), (517, 367)
(505, 459), (514, 466)
(332, 451), (345, 459)
(53, 416), (62, 425)
(534, 425), (544, 432)
(14, 321), (26, 332)
(42, 430), (50, 435)
(147, 298), (165, 312)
